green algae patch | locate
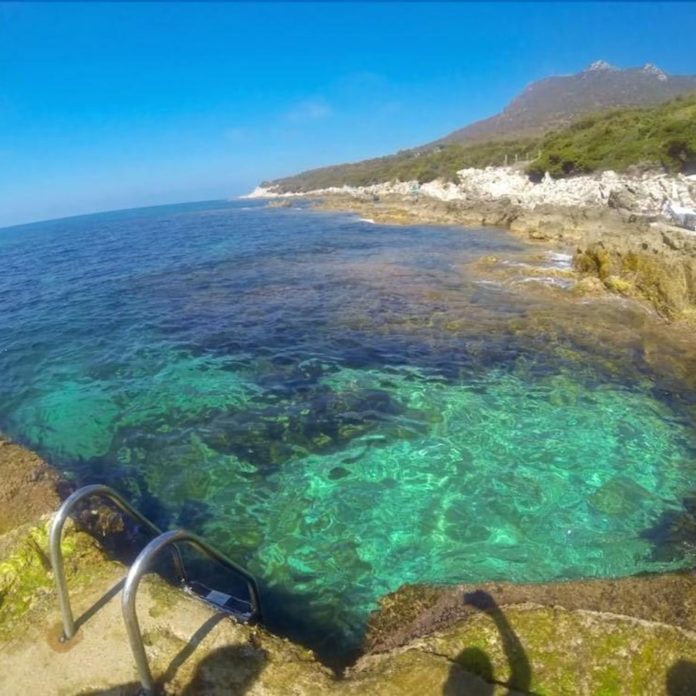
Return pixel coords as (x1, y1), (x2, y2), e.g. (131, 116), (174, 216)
(0, 521), (57, 637)
(619, 251), (689, 317)
(408, 606), (696, 695)
(604, 275), (634, 296)
(574, 233), (696, 321)
(0, 518), (117, 641)
(146, 573), (184, 619)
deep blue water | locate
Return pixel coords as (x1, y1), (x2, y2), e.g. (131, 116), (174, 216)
(1, 200), (695, 661)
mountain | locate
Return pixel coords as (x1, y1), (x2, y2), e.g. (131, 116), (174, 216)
(431, 61), (696, 145)
(263, 62), (696, 192)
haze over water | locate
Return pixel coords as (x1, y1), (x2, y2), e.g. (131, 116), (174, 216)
(1, 201), (695, 660)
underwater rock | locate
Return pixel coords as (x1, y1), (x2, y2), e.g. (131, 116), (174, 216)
(641, 492), (696, 562)
(200, 386), (407, 469)
(13, 380), (119, 460)
(588, 475), (654, 517)
(177, 499), (213, 529)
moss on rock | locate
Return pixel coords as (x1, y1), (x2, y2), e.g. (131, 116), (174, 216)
(574, 222), (696, 320)
(354, 605), (696, 696)
(0, 517), (119, 641)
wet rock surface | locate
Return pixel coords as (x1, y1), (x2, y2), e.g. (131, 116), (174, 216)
(306, 187), (696, 322)
(362, 579), (696, 694)
(357, 602), (696, 696)
(365, 574), (696, 653)
(309, 190), (643, 247)
(0, 435), (63, 535)
(574, 220), (696, 321)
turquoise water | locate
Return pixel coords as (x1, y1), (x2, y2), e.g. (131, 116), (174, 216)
(1, 201), (695, 659)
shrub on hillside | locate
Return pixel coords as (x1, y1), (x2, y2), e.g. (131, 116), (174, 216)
(527, 94), (696, 179)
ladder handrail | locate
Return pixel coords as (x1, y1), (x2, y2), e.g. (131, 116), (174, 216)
(122, 529), (262, 695)
(49, 484), (187, 641)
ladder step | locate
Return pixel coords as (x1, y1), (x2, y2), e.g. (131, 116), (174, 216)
(187, 580), (254, 620)
(51, 486), (262, 695)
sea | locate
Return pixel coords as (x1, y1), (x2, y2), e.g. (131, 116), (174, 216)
(1, 199), (695, 662)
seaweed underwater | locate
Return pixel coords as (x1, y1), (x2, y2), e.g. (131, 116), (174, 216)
(1, 201), (695, 661)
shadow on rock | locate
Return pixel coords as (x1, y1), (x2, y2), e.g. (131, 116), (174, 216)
(444, 647), (494, 695)
(78, 642), (267, 696)
(443, 589), (532, 695)
(180, 643), (267, 695)
(667, 659), (696, 695)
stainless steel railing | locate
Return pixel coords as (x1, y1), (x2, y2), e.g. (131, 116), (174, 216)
(49, 484), (187, 642)
(50, 485), (262, 695)
(122, 529), (262, 695)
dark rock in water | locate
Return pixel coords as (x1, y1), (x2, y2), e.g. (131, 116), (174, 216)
(328, 466), (350, 480)
(587, 475), (653, 517)
(640, 492), (696, 562)
(177, 499), (213, 529)
(201, 385), (407, 470)
(297, 359), (330, 382)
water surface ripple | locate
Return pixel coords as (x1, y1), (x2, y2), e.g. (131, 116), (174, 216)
(1, 201), (695, 660)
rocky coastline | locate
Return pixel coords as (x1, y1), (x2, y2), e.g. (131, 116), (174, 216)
(2, 433), (696, 693)
(250, 166), (696, 322)
(4, 167), (696, 692)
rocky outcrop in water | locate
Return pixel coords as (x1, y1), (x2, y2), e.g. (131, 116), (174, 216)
(0, 436), (63, 536)
(249, 166), (696, 320)
(574, 221), (696, 321)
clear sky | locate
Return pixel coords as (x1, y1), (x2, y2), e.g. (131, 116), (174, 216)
(1, 2), (695, 228)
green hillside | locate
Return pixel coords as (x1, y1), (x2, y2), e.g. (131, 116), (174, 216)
(526, 94), (696, 179)
(267, 94), (696, 192)
(266, 138), (539, 192)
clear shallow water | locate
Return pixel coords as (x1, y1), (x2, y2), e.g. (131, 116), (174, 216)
(1, 201), (695, 660)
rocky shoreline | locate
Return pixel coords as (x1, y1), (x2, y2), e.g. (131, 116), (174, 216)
(2, 436), (696, 694)
(4, 167), (696, 692)
(251, 166), (696, 322)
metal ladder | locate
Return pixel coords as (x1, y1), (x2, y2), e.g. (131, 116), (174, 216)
(49, 484), (262, 695)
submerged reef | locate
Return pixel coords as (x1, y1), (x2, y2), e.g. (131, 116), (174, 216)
(280, 165), (696, 321)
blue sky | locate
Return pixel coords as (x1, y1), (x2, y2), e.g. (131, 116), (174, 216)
(1, 2), (695, 228)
